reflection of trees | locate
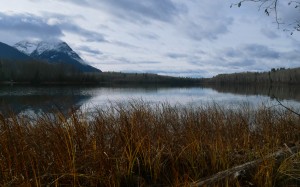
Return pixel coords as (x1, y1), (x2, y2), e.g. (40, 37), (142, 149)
(0, 95), (91, 115)
(206, 84), (300, 102)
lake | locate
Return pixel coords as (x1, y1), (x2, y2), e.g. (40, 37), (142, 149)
(0, 85), (300, 115)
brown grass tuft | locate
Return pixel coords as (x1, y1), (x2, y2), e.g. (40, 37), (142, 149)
(0, 102), (299, 186)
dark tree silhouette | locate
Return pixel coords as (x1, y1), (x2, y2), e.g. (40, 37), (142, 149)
(31, 70), (41, 85)
(232, 0), (300, 34)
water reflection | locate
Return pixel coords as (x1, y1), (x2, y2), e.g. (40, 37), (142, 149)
(205, 84), (300, 102)
(0, 86), (92, 115)
(0, 95), (90, 115)
(0, 85), (299, 115)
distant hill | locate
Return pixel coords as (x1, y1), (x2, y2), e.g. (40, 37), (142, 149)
(14, 40), (101, 73)
(0, 42), (31, 61)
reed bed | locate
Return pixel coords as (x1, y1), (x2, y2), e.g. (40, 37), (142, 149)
(0, 101), (299, 186)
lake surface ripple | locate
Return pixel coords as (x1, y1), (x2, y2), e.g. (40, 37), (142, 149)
(0, 85), (299, 115)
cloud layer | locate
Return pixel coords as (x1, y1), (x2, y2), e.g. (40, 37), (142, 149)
(0, 12), (63, 41)
(0, 0), (299, 77)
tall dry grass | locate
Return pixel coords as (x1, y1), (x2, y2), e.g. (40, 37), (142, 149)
(0, 102), (299, 186)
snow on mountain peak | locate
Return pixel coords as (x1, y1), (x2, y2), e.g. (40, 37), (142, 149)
(15, 39), (71, 55)
(14, 40), (39, 55)
(35, 41), (62, 55)
(14, 40), (86, 64)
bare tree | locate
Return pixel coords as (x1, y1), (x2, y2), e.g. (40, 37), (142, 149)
(232, 0), (300, 34)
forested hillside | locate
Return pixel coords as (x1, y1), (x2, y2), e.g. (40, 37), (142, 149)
(205, 67), (300, 84)
(0, 59), (199, 85)
(0, 59), (95, 84)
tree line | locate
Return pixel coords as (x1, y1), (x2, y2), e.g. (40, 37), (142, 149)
(204, 67), (300, 85)
(0, 59), (200, 86)
(89, 72), (199, 86)
(0, 59), (97, 84)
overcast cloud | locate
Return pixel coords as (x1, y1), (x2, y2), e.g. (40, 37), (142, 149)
(0, 0), (299, 77)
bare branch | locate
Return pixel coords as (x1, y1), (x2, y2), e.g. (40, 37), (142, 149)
(275, 97), (300, 117)
(274, 0), (280, 28)
(232, 0), (300, 32)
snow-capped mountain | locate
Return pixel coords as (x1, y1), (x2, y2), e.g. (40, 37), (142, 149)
(14, 40), (85, 64)
(13, 40), (38, 56)
(0, 42), (31, 61)
(14, 40), (100, 72)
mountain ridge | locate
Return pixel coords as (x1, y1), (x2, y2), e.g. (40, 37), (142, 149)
(0, 42), (32, 61)
(12, 40), (100, 72)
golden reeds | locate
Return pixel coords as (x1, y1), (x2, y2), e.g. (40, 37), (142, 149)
(0, 102), (299, 186)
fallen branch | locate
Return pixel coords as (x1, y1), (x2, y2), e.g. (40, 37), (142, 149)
(191, 145), (300, 186)
(275, 97), (300, 117)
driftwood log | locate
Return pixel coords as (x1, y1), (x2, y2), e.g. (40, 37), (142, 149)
(191, 145), (300, 186)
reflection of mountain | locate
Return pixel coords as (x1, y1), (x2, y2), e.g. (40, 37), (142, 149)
(0, 95), (91, 115)
(206, 84), (300, 102)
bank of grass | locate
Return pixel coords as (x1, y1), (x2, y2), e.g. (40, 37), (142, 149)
(0, 102), (299, 186)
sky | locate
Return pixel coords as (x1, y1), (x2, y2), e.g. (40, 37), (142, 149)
(0, 0), (299, 78)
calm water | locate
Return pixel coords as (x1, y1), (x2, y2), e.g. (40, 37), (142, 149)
(0, 85), (300, 115)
